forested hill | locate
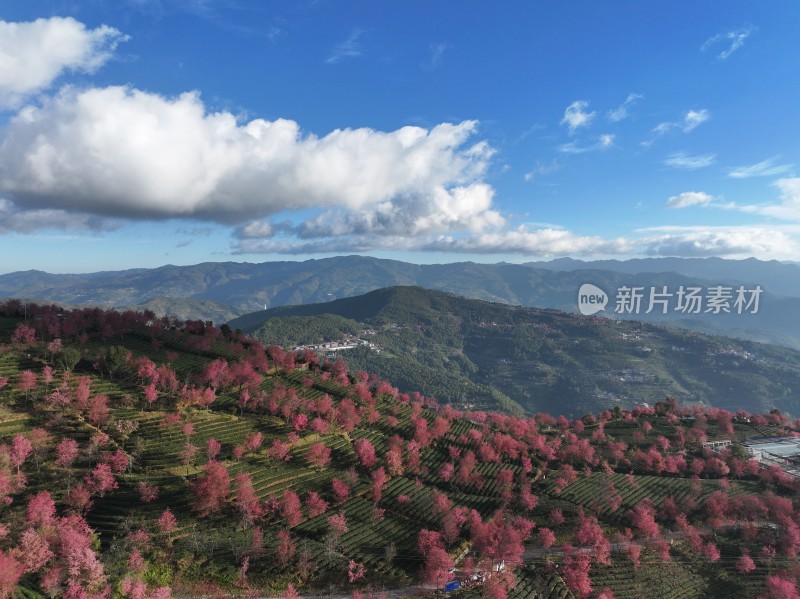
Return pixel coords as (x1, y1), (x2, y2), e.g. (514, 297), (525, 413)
(3, 256), (800, 350)
(1, 300), (800, 599)
(231, 286), (800, 418)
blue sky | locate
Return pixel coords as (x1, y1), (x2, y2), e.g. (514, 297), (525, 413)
(1, 1), (799, 273)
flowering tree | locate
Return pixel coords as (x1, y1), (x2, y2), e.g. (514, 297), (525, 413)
(370, 467), (388, 503)
(105, 449), (130, 474)
(11, 323), (36, 344)
(87, 394), (110, 426)
(134, 356), (158, 385)
(87, 463), (118, 496)
(243, 431), (264, 454)
(471, 514), (531, 571)
(624, 540), (642, 570)
(457, 450), (477, 485)
(144, 382), (159, 408)
(276, 530), (296, 568)
(26, 490), (56, 527)
(347, 560), (366, 583)
(16, 370), (37, 400)
(736, 551), (756, 574)
(549, 508), (565, 526)
(181, 442), (199, 474)
(55, 514), (110, 596)
(206, 438), (222, 461)
(417, 530), (454, 588)
(65, 482), (93, 513)
(761, 574), (800, 599)
(191, 460), (231, 516)
(538, 527), (556, 548)
(9, 434), (33, 474)
(11, 528), (53, 575)
(269, 440), (292, 462)
(519, 486), (538, 511)
(563, 550), (592, 598)
(156, 365), (179, 395)
(0, 551), (24, 599)
(306, 442), (331, 470)
(137, 481), (159, 503)
(327, 511), (348, 536)
(281, 490), (303, 527)
(354, 438), (377, 469)
(235, 472), (264, 524)
(331, 478), (351, 503)
(305, 491), (329, 517)
(158, 509), (178, 538)
(628, 502), (659, 538)
(202, 358), (231, 391)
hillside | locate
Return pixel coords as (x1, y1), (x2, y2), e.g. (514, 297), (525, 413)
(230, 287), (800, 418)
(1, 301), (800, 598)
(3, 256), (800, 350)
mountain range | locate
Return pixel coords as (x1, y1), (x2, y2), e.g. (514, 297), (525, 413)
(2, 256), (799, 349)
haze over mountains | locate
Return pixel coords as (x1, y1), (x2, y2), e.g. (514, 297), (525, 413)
(2, 256), (800, 350)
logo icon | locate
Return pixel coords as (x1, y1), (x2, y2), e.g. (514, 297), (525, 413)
(578, 283), (608, 315)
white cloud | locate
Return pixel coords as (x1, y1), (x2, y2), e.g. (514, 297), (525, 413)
(683, 109), (710, 132)
(0, 85), (498, 234)
(235, 182), (504, 245)
(558, 134), (614, 154)
(422, 43), (449, 71)
(233, 225), (632, 258)
(668, 178), (800, 224)
(234, 234), (409, 255)
(702, 26), (756, 60)
(233, 221), (800, 260)
(663, 152), (716, 170)
(0, 17), (128, 108)
(423, 227), (631, 256)
(742, 178), (800, 221)
(326, 29), (364, 64)
(607, 93), (642, 122)
(176, 226), (213, 237)
(523, 161), (560, 182)
(666, 191), (715, 208)
(561, 100), (595, 132)
(640, 225), (799, 258)
(652, 109), (710, 136)
(236, 221), (274, 239)
(728, 157), (794, 179)
(309, 184), (503, 236)
(0, 198), (116, 233)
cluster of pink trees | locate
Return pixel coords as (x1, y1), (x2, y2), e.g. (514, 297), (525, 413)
(5, 303), (800, 598)
(0, 490), (143, 598)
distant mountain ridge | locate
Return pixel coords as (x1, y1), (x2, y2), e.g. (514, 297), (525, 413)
(2, 255), (799, 348)
(527, 257), (800, 297)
